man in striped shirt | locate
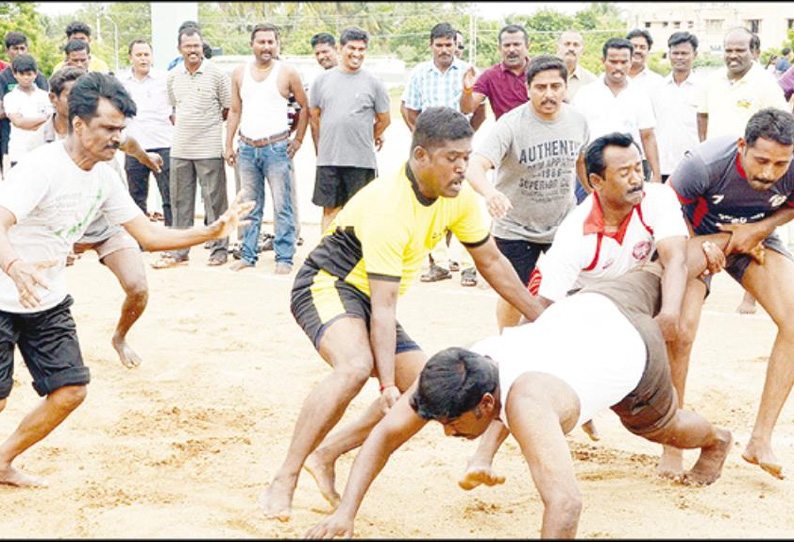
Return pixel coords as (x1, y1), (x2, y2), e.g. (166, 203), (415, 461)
(401, 23), (484, 286)
(153, 25), (231, 269)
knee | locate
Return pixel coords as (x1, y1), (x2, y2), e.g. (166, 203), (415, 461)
(124, 280), (149, 303)
(51, 385), (88, 411)
(335, 361), (372, 391)
(545, 492), (582, 528)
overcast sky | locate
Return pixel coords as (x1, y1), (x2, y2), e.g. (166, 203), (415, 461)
(36, 2), (591, 20)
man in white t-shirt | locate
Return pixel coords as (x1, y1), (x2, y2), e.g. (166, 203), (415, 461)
(573, 37), (661, 183)
(304, 263), (732, 540)
(44, 66), (165, 370)
(3, 54), (52, 166)
(0, 72), (251, 488)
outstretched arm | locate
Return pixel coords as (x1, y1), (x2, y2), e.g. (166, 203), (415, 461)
(467, 238), (546, 322)
(305, 390), (428, 539)
(122, 192), (253, 252)
(120, 134), (162, 173)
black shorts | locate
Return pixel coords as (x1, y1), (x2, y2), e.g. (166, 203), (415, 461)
(312, 166), (377, 209)
(291, 262), (420, 354)
(494, 237), (551, 285)
(0, 295), (90, 399)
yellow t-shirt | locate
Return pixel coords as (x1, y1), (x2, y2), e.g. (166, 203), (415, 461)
(306, 163), (489, 297)
(52, 56), (111, 74)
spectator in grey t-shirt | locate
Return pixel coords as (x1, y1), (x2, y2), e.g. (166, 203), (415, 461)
(309, 26), (390, 233)
(466, 55), (589, 331)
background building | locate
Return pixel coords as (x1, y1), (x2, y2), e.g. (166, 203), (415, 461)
(624, 2), (794, 55)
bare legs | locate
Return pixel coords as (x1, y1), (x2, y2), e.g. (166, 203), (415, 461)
(667, 249), (794, 480)
(736, 252), (794, 479)
(660, 278), (707, 480)
(0, 385), (87, 487)
(320, 207), (341, 236)
(260, 317), (426, 520)
(102, 248), (149, 369)
(736, 291), (757, 314)
(645, 405), (732, 486)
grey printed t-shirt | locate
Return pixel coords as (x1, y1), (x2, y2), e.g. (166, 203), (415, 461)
(476, 103), (589, 243)
(310, 67), (390, 169)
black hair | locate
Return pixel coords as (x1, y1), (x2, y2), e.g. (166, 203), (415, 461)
(526, 54), (568, 86)
(410, 348), (499, 421)
(67, 72), (137, 132)
(745, 108), (794, 148)
(585, 132), (641, 180)
(411, 107), (473, 154)
(11, 53), (37, 74)
(49, 66), (86, 96)
(127, 39), (152, 56)
(4, 31), (27, 50)
(202, 41), (213, 59)
(178, 20), (200, 33)
(626, 28), (653, 49)
(65, 21), (92, 38)
(340, 26), (368, 46)
(250, 23), (280, 43)
(64, 39), (90, 55)
(311, 33), (335, 48)
(602, 37), (634, 59)
(430, 22), (456, 42)
(499, 24), (528, 45)
(668, 31), (698, 51)
(725, 27), (758, 52)
(178, 26), (202, 46)
(783, 47), (792, 56)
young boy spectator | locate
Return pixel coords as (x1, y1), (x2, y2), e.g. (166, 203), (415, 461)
(3, 54), (52, 167)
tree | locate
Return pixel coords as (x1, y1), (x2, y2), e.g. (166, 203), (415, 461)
(0, 1), (60, 74)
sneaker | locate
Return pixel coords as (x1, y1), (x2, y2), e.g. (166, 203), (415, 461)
(274, 262), (293, 275)
(460, 267), (478, 287)
(420, 264), (452, 282)
(448, 260), (460, 272)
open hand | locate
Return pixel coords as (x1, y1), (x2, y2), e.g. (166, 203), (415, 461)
(463, 65), (477, 90)
(8, 259), (58, 309)
(211, 191), (255, 239)
(717, 222), (768, 259)
(485, 189), (512, 219)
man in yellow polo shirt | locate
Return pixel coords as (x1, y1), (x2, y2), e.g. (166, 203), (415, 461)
(260, 107), (545, 521)
(697, 27), (788, 141)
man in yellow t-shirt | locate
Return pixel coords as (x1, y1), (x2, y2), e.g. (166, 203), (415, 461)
(261, 107), (546, 521)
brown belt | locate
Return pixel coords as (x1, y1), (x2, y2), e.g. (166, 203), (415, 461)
(239, 130), (290, 147)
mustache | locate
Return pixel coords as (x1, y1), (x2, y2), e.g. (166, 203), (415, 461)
(628, 185), (643, 194)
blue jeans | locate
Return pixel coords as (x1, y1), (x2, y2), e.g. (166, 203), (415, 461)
(238, 140), (295, 265)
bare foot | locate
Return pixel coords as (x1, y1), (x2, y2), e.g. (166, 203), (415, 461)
(458, 461), (506, 491)
(736, 293), (757, 315)
(0, 465), (49, 487)
(260, 476), (296, 521)
(303, 452), (341, 509)
(582, 419), (601, 442)
(683, 428), (732, 485)
(742, 437), (784, 480)
(657, 445), (684, 481)
(112, 336), (142, 369)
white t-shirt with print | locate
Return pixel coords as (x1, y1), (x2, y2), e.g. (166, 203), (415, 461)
(0, 142), (142, 313)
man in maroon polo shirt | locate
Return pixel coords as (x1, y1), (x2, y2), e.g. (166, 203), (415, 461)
(460, 24), (530, 120)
